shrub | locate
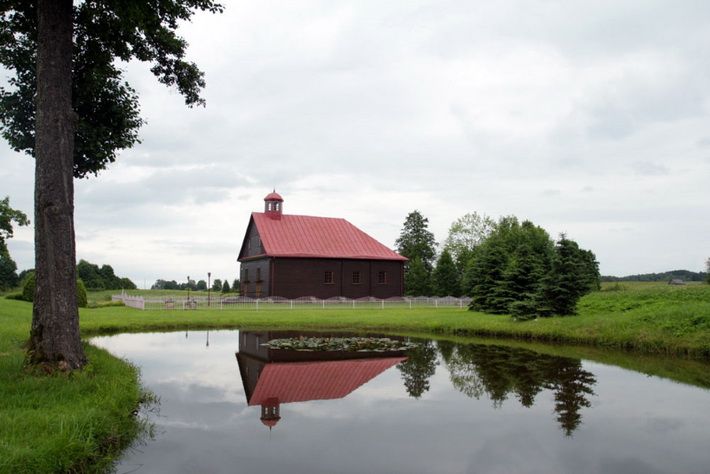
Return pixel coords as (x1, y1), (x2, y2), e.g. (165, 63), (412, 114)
(77, 279), (88, 308)
(4, 292), (24, 300)
(22, 272), (35, 302)
(22, 272), (89, 308)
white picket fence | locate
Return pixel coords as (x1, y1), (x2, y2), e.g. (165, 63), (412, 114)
(111, 294), (472, 311)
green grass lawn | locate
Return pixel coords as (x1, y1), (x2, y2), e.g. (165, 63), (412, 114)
(1, 281), (709, 472)
(0, 300), (145, 474)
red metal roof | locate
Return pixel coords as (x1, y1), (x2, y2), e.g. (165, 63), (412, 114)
(264, 191), (283, 202)
(248, 213), (407, 261)
(248, 357), (406, 406)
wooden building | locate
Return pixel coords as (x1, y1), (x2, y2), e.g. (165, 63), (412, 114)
(238, 192), (406, 299)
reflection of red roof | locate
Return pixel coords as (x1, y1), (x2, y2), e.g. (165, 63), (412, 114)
(248, 357), (406, 406)
(248, 213), (407, 261)
(261, 418), (280, 427)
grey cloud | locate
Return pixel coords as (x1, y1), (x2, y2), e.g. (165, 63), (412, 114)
(77, 165), (250, 209)
(631, 161), (669, 176)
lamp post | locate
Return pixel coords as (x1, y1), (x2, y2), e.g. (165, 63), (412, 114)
(207, 272), (211, 307)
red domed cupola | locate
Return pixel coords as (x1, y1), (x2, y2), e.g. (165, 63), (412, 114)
(260, 397), (281, 429)
(264, 190), (283, 220)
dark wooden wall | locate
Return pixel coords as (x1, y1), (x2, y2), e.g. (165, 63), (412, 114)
(240, 258), (271, 297)
(268, 258), (404, 299)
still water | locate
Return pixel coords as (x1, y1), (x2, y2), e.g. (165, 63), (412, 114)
(91, 330), (710, 474)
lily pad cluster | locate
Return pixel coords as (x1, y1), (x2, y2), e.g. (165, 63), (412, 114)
(261, 337), (418, 352)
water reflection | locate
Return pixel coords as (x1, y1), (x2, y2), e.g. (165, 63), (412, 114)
(236, 332), (407, 428)
(237, 332), (596, 435)
(89, 330), (710, 474)
(397, 340), (438, 398)
(439, 341), (596, 435)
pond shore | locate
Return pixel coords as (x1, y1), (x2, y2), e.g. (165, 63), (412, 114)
(1, 282), (709, 472)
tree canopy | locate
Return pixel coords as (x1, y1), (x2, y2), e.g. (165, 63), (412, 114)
(0, 196), (29, 289)
(395, 210), (437, 272)
(404, 256), (432, 297)
(76, 259), (136, 290)
(443, 212), (495, 271)
(0, 0), (223, 177)
(432, 249), (461, 296)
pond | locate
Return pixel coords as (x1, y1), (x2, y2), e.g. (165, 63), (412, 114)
(91, 330), (710, 474)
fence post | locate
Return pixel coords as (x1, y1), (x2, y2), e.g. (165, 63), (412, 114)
(435, 299), (438, 308)
(322, 300), (325, 309)
(381, 300), (384, 309)
(409, 300), (412, 309)
(256, 299), (259, 311)
(290, 300), (293, 310)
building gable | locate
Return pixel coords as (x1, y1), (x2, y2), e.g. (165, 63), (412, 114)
(238, 215), (267, 261)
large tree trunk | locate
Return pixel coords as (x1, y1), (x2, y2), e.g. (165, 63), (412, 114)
(28, 0), (86, 369)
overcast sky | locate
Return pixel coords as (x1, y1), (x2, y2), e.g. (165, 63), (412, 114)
(3, 0), (710, 287)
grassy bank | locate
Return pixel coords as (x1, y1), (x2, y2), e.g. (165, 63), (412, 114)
(1, 282), (709, 472)
(81, 282), (710, 357)
(0, 300), (145, 474)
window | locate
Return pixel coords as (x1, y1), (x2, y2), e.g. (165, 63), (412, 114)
(377, 271), (388, 284)
(324, 271), (334, 284)
(244, 268), (249, 282)
(256, 268), (262, 282)
(352, 271), (361, 284)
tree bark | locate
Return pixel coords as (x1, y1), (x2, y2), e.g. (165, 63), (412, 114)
(28, 0), (86, 369)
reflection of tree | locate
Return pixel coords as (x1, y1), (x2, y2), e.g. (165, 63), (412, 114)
(398, 341), (438, 398)
(551, 363), (596, 436)
(443, 343), (596, 435)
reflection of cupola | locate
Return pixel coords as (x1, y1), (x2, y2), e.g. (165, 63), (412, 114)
(264, 190), (283, 220)
(260, 397), (281, 429)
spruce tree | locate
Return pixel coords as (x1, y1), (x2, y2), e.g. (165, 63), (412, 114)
(395, 210), (437, 271)
(405, 256), (432, 296)
(222, 280), (230, 293)
(468, 245), (507, 313)
(433, 249), (461, 296)
(501, 244), (546, 320)
(540, 236), (587, 315)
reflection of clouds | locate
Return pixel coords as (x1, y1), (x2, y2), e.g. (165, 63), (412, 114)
(468, 432), (557, 474)
(642, 417), (684, 435)
(597, 457), (666, 474)
(91, 330), (244, 404)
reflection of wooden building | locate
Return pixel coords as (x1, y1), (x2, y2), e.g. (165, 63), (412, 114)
(236, 331), (406, 428)
(237, 192), (407, 299)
